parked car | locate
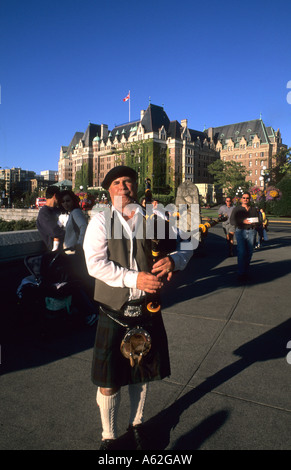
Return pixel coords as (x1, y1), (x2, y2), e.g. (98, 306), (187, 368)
(35, 197), (46, 208)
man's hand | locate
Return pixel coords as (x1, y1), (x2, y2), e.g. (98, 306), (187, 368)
(136, 272), (163, 294)
(151, 256), (174, 281)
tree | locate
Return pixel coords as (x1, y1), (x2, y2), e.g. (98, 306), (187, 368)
(269, 147), (291, 184)
(208, 160), (249, 198)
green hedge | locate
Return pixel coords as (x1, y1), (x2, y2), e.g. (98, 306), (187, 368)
(0, 218), (37, 232)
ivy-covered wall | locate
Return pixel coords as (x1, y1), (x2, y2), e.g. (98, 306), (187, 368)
(119, 139), (175, 195)
(74, 162), (92, 191)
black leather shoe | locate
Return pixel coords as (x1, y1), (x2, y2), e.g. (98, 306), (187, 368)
(128, 424), (147, 450)
(99, 439), (115, 450)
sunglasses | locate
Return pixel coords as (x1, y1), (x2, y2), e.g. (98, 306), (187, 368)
(242, 197), (250, 199)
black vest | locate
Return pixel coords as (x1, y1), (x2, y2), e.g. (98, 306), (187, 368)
(94, 213), (152, 311)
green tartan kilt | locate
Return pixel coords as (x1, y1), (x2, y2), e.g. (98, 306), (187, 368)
(91, 307), (171, 387)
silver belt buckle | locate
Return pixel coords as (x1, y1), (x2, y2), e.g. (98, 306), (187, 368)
(123, 304), (143, 317)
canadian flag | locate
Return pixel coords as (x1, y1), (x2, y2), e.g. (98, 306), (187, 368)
(123, 92), (130, 102)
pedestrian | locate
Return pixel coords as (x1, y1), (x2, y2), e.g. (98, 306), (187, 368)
(60, 189), (98, 327)
(218, 196), (235, 256)
(83, 166), (193, 450)
(60, 190), (88, 250)
(36, 186), (64, 251)
(255, 208), (269, 248)
(230, 191), (260, 281)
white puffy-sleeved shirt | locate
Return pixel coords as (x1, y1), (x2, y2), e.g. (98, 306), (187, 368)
(83, 206), (193, 301)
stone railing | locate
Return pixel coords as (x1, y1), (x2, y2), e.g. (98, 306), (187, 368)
(0, 205), (106, 262)
(0, 230), (46, 262)
(0, 208), (39, 222)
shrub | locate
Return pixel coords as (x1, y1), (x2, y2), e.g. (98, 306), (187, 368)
(269, 176), (291, 217)
(0, 218), (37, 232)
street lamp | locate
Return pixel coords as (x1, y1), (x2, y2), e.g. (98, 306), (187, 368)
(259, 166), (269, 190)
(236, 186), (243, 196)
(234, 187), (243, 205)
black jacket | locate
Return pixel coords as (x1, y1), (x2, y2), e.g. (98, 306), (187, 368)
(230, 205), (260, 230)
(36, 206), (65, 250)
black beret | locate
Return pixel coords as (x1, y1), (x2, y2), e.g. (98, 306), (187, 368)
(101, 166), (138, 190)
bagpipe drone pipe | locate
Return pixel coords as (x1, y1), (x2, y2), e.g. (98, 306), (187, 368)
(143, 179), (176, 314)
(199, 214), (228, 236)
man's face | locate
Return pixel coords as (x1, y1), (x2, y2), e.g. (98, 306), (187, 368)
(52, 194), (60, 207)
(225, 198), (232, 206)
(241, 194), (250, 205)
(108, 176), (137, 211)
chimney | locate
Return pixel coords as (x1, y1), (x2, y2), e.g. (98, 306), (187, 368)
(181, 119), (188, 128)
(101, 124), (108, 140)
(140, 109), (145, 120)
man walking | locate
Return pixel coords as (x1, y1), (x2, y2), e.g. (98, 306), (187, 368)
(230, 192), (259, 281)
(218, 196), (235, 256)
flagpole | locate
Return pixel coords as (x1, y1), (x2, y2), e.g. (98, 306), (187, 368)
(129, 90), (130, 122)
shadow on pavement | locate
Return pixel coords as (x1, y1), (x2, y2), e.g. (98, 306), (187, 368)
(1, 233), (225, 375)
(162, 231), (291, 307)
(112, 318), (291, 450)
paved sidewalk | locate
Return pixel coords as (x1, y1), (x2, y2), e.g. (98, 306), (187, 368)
(1, 222), (290, 451)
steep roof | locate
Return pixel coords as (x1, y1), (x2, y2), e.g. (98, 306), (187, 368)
(209, 119), (270, 144)
(110, 120), (140, 140)
(109, 104), (171, 139)
(67, 132), (84, 155)
(82, 123), (102, 147)
(189, 128), (209, 142)
(168, 120), (182, 139)
(141, 104), (170, 133)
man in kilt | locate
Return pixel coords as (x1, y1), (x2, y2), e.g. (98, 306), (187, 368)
(83, 166), (193, 450)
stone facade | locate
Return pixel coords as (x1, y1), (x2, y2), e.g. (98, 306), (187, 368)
(58, 106), (287, 197)
(59, 105), (220, 196)
(207, 119), (286, 187)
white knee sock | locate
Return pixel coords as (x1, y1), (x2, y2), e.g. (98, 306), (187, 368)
(96, 388), (121, 440)
(128, 383), (148, 427)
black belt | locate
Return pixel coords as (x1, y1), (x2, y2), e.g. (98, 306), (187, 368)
(100, 298), (149, 327)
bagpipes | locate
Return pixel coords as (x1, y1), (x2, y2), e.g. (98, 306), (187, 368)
(143, 178), (176, 315)
(120, 178), (167, 367)
(175, 180), (227, 241)
(120, 181), (226, 368)
(199, 214), (228, 236)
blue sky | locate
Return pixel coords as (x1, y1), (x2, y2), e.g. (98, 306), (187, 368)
(1, 0), (291, 175)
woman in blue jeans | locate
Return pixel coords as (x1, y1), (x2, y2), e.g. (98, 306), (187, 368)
(230, 192), (259, 280)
